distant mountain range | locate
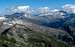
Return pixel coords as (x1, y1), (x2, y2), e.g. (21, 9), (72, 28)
(4, 9), (75, 29)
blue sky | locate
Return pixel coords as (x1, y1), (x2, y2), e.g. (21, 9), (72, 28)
(0, 0), (75, 12)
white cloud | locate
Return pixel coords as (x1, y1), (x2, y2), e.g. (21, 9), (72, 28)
(51, 9), (59, 12)
(37, 7), (50, 14)
(13, 5), (31, 13)
(63, 4), (75, 13)
(11, 5), (33, 17)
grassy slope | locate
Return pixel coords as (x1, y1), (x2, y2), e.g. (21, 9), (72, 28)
(0, 24), (73, 47)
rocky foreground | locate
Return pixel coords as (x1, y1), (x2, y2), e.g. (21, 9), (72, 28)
(0, 21), (74, 47)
